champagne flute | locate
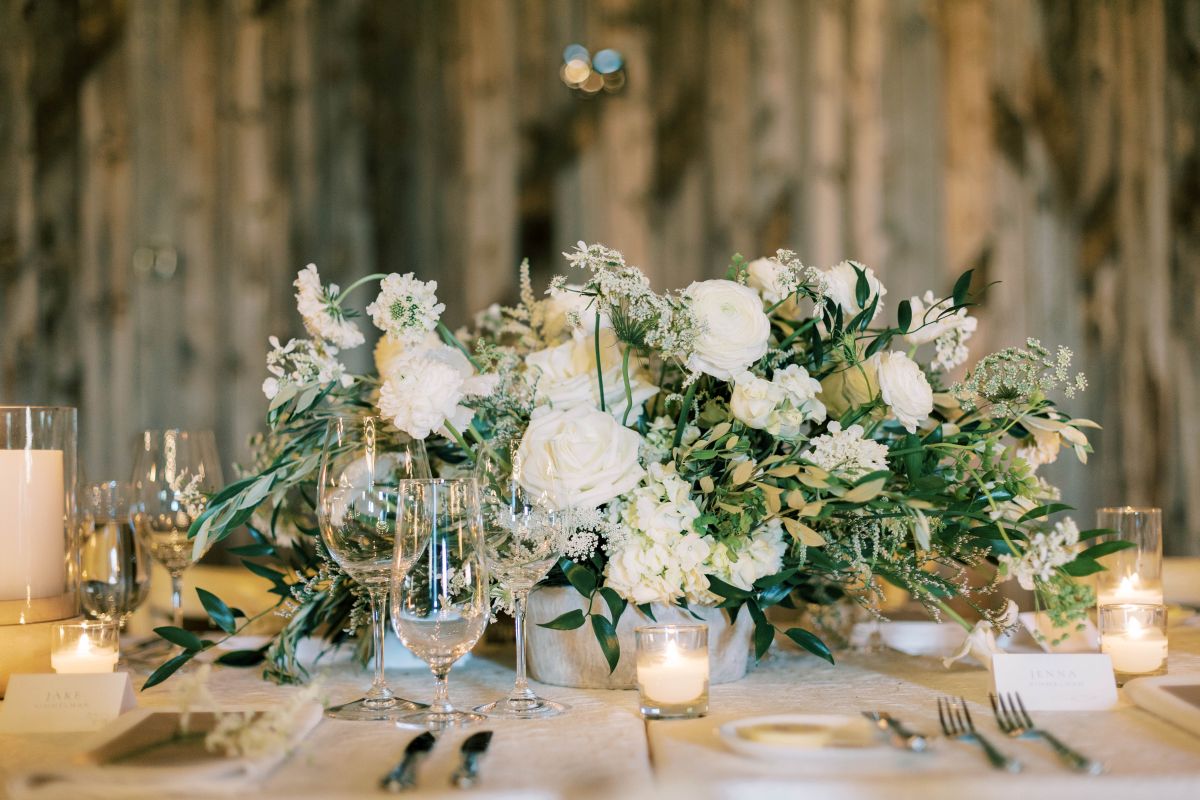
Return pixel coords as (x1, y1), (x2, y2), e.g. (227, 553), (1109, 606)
(131, 430), (223, 630)
(318, 415), (431, 721)
(473, 444), (570, 718)
(79, 480), (151, 627)
(391, 478), (489, 730)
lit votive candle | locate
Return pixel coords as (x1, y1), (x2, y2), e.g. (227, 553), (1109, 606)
(635, 624), (709, 719)
(1099, 604), (1167, 684)
(51, 621), (119, 673)
(1096, 574), (1163, 607)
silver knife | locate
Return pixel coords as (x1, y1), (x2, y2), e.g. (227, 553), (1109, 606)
(862, 711), (928, 752)
(381, 732), (437, 792)
(451, 731), (493, 789)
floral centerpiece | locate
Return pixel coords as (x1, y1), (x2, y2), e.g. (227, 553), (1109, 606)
(144, 243), (1122, 688)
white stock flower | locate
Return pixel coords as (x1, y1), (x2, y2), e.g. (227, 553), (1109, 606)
(876, 351), (933, 433)
(293, 264), (365, 350)
(746, 257), (801, 316)
(525, 329), (658, 419)
(820, 260), (887, 318)
(902, 291), (977, 372)
(376, 343), (497, 439)
(366, 273), (446, 344)
(803, 422), (890, 479)
(684, 279), (771, 380)
(516, 405), (645, 510)
(998, 519), (1080, 590)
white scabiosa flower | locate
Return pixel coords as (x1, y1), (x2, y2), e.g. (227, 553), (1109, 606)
(820, 260), (887, 318)
(376, 343), (497, 439)
(684, 279), (771, 380)
(293, 264), (365, 350)
(876, 351), (934, 433)
(802, 422), (890, 479)
(366, 272), (446, 344)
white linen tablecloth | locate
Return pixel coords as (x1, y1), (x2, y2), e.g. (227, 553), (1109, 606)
(3, 627), (1200, 798)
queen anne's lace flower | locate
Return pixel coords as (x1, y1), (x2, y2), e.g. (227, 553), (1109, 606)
(999, 518), (1080, 590)
(802, 422), (890, 478)
(366, 272), (446, 344)
(293, 264), (365, 350)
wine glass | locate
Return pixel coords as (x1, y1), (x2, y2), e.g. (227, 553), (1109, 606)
(79, 481), (151, 627)
(391, 478), (490, 730)
(318, 415), (431, 721)
(131, 430), (224, 630)
(473, 444), (570, 718)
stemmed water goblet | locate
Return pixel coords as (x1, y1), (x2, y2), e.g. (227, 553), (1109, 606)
(130, 430), (224, 631)
(318, 415), (432, 721)
(79, 480), (151, 628)
(472, 444), (570, 718)
(390, 478), (490, 730)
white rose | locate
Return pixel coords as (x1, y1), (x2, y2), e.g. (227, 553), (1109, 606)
(525, 329), (658, 419)
(902, 291), (975, 346)
(516, 405), (645, 510)
(685, 279), (772, 380)
(746, 258), (801, 316)
(730, 372), (784, 429)
(876, 351), (933, 433)
(822, 260), (887, 318)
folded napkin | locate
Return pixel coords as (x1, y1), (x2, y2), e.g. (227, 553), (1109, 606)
(8, 703), (323, 799)
(1124, 676), (1200, 740)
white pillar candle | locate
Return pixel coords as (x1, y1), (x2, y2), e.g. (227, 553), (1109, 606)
(637, 641), (709, 704)
(51, 629), (119, 674)
(1102, 617), (1168, 675)
(0, 450), (67, 603)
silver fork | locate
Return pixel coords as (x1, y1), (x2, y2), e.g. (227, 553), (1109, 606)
(990, 692), (1103, 775)
(937, 696), (1022, 772)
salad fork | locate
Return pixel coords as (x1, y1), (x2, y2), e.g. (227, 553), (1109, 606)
(937, 696), (1021, 772)
(989, 692), (1103, 774)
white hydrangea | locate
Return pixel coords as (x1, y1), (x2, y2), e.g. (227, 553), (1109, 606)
(998, 518), (1080, 590)
(639, 416), (699, 465)
(376, 343), (498, 439)
(262, 336), (352, 400)
(293, 264), (365, 350)
(366, 272), (446, 344)
(820, 260), (887, 319)
(802, 421), (890, 478)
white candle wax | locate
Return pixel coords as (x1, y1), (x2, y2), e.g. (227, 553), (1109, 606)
(1098, 575), (1163, 607)
(51, 631), (118, 674)
(1102, 619), (1168, 674)
(638, 642), (708, 704)
(0, 449), (67, 602)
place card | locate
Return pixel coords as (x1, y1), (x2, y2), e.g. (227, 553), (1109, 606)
(0, 672), (136, 733)
(991, 653), (1118, 710)
(1018, 612), (1100, 653)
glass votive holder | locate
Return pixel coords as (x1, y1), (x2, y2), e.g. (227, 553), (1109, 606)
(635, 624), (709, 720)
(1099, 603), (1167, 684)
(1095, 507), (1163, 607)
(51, 620), (119, 673)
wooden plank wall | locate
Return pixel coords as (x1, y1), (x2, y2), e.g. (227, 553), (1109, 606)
(1, 0), (1198, 552)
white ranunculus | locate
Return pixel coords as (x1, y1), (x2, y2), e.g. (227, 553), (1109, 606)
(746, 258), (801, 316)
(525, 329), (658, 419)
(515, 405), (645, 510)
(821, 260), (887, 319)
(876, 351), (933, 433)
(902, 290), (975, 346)
(685, 279), (771, 380)
(730, 372), (784, 429)
(376, 342), (498, 439)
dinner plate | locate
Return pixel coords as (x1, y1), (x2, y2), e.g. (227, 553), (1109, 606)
(718, 713), (890, 762)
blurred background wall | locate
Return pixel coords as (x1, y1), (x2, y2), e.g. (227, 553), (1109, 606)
(1, 0), (1198, 552)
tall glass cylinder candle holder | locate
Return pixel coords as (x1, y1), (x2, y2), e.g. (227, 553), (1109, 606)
(1095, 507), (1163, 606)
(635, 624), (709, 720)
(1099, 603), (1167, 684)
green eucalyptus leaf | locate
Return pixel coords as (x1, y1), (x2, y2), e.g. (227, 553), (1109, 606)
(705, 574), (752, 601)
(153, 626), (204, 652)
(785, 627), (835, 665)
(591, 614), (621, 673)
(1017, 503), (1074, 524)
(753, 621), (776, 660)
(142, 651), (195, 691)
(537, 609), (586, 630)
(196, 587), (238, 634)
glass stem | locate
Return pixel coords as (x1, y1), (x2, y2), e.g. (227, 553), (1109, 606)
(430, 669), (453, 715)
(509, 589), (536, 702)
(170, 572), (184, 629)
(363, 588), (395, 708)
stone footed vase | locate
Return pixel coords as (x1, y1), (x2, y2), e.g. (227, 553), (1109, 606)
(525, 585), (754, 689)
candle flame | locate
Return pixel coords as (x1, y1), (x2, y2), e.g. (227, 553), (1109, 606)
(1118, 575), (1140, 593)
(1127, 618), (1144, 640)
(76, 630), (93, 654)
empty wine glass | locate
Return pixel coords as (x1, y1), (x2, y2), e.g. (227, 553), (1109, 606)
(131, 430), (224, 629)
(391, 478), (489, 730)
(473, 444), (570, 718)
(318, 415), (431, 721)
(79, 481), (151, 627)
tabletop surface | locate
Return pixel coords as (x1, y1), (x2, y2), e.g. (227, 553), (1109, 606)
(2, 625), (1199, 799)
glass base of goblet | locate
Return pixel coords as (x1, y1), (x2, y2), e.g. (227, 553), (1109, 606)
(325, 696), (429, 721)
(397, 708), (487, 731)
(473, 694), (569, 719)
